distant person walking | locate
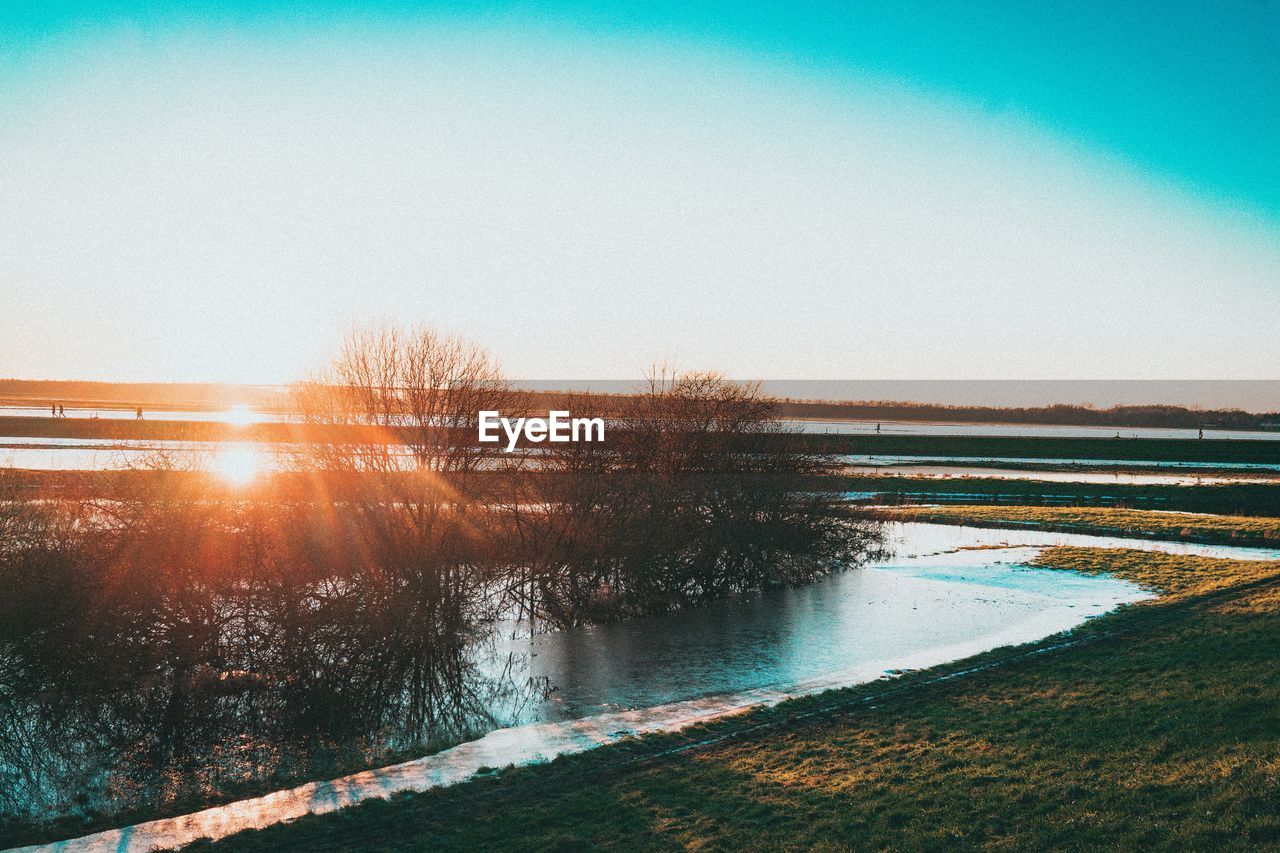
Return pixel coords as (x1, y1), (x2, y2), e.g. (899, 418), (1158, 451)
(136, 406), (144, 420)
(58, 404), (65, 418)
(51, 404), (57, 417)
(1199, 427), (1204, 439)
(876, 422), (882, 434)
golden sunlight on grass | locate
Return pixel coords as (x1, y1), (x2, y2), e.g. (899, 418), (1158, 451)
(1030, 546), (1280, 598)
(879, 505), (1280, 546)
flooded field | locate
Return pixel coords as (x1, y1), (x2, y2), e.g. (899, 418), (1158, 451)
(788, 419), (1280, 441)
(501, 522), (1159, 722)
(840, 453), (1280, 474)
(0, 405), (284, 424)
(7, 439), (1280, 487)
(498, 521), (1277, 723)
(0, 437), (282, 481)
(18, 521), (1280, 852)
(841, 464), (1280, 485)
(7, 406), (1280, 442)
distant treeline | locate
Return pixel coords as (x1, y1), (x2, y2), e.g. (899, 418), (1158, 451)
(4, 379), (1277, 431)
(773, 400), (1280, 430)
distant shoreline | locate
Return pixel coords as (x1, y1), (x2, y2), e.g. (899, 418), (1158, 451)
(2, 379), (1277, 434)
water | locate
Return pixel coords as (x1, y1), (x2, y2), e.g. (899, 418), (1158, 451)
(0, 405), (289, 423)
(493, 521), (1279, 722)
(0, 438), (281, 478)
(840, 454), (1280, 473)
(6, 440), (1280, 482)
(16, 521), (1278, 852)
(841, 464), (1280, 485)
(497, 522), (1152, 721)
(6, 406), (1279, 440)
(788, 419), (1280, 441)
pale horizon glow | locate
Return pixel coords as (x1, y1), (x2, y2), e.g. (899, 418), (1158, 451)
(2, 15), (1278, 383)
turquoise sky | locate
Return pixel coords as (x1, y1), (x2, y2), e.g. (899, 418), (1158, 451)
(5, 0), (1277, 218)
(1, 1), (1278, 381)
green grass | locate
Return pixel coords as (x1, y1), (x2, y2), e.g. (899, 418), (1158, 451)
(1032, 546), (1280, 598)
(839, 475), (1280, 516)
(807, 434), (1280, 464)
(880, 504), (1280, 547)
(194, 548), (1280, 851)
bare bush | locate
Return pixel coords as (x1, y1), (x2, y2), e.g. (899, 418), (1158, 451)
(510, 370), (882, 627)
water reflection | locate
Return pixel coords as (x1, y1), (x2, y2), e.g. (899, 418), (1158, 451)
(0, 637), (546, 833)
(209, 443), (267, 486)
(8, 521), (1274, 841)
(842, 463), (1280, 485)
(490, 522), (1164, 722)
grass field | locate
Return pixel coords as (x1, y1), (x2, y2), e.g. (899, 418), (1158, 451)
(193, 546), (1280, 851)
(879, 504), (1280, 547)
(841, 475), (1280, 516)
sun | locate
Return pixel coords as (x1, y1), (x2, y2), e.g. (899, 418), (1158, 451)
(211, 444), (265, 486)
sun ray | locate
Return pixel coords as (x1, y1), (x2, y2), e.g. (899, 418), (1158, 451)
(210, 443), (265, 486)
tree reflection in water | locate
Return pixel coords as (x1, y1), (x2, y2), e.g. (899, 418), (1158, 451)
(0, 328), (880, 837)
(0, 472), (546, 830)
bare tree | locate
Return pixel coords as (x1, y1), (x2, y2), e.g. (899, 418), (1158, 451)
(289, 323), (521, 735)
(510, 369), (882, 627)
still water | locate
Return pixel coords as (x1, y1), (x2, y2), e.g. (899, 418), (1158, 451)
(840, 453), (1280, 474)
(498, 521), (1280, 722)
(788, 418), (1280, 441)
(5, 405), (1279, 440)
(6, 441), (1280, 485)
(841, 464), (1280, 485)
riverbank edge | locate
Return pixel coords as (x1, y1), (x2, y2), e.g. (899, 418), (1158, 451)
(867, 505), (1280, 547)
(188, 548), (1280, 850)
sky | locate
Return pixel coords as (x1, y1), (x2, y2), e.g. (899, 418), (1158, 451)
(1, 1), (1278, 383)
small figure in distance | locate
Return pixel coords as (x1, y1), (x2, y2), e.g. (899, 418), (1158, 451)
(136, 406), (144, 420)
(51, 404), (57, 417)
(1198, 427), (1204, 440)
(58, 404), (65, 418)
(876, 422), (882, 434)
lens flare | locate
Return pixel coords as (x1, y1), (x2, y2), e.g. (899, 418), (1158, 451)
(211, 444), (264, 486)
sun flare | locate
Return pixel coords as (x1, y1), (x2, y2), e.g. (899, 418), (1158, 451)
(222, 404), (264, 427)
(210, 444), (265, 486)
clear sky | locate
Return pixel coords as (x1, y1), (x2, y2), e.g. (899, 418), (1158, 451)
(2, 1), (1277, 382)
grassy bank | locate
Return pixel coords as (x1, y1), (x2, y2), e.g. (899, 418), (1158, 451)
(1031, 546), (1280, 597)
(192, 547), (1280, 851)
(806, 434), (1280, 464)
(878, 504), (1280, 547)
(840, 475), (1280, 516)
